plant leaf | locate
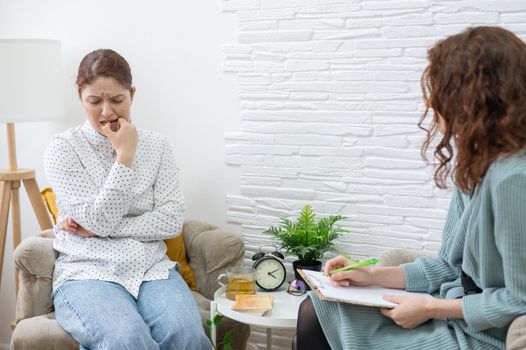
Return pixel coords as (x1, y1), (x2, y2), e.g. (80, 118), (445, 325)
(223, 330), (233, 350)
(213, 314), (223, 326)
(224, 330), (233, 344)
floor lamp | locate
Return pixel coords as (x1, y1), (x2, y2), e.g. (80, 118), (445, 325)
(0, 39), (64, 293)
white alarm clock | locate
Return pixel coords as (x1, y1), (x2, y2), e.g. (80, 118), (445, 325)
(251, 246), (287, 291)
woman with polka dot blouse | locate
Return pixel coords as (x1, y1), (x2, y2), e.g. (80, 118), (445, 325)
(44, 49), (211, 350)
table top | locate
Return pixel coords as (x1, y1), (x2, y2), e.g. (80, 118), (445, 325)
(213, 285), (307, 329)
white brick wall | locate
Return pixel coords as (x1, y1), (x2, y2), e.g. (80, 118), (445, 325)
(221, 1), (526, 349)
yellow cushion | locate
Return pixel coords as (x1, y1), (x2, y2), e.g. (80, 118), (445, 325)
(41, 187), (58, 224)
(40, 187), (196, 290)
(165, 234), (196, 290)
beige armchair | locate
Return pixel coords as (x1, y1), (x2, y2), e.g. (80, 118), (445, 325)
(379, 249), (526, 350)
(10, 220), (250, 350)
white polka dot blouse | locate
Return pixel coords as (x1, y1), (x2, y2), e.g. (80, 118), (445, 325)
(44, 121), (185, 298)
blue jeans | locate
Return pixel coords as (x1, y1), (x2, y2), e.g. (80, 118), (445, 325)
(53, 268), (211, 350)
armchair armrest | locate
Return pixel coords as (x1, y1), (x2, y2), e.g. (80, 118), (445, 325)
(379, 248), (435, 267)
(507, 314), (526, 350)
(13, 233), (57, 323)
(182, 220), (245, 300)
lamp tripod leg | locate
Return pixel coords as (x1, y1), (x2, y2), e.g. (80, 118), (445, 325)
(22, 178), (53, 230)
(0, 180), (12, 290)
(11, 181), (21, 293)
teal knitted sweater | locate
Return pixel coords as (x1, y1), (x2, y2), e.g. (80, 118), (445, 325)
(403, 152), (526, 347)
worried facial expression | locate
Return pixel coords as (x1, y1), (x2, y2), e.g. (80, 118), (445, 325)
(80, 77), (135, 134)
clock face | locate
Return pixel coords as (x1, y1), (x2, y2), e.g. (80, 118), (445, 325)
(253, 256), (286, 291)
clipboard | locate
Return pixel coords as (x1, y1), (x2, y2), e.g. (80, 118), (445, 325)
(298, 269), (429, 308)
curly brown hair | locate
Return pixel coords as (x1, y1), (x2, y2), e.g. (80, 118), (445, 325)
(419, 26), (526, 194)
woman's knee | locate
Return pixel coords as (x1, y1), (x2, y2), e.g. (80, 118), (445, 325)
(155, 322), (210, 350)
(298, 296), (318, 329)
(54, 281), (158, 350)
(100, 322), (158, 350)
(144, 296), (208, 348)
(296, 296), (330, 350)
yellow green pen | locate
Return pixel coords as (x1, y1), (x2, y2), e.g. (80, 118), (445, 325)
(328, 257), (380, 275)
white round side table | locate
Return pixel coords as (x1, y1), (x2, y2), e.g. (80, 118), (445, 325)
(211, 285), (307, 350)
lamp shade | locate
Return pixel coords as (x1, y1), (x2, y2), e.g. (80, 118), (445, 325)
(0, 39), (64, 123)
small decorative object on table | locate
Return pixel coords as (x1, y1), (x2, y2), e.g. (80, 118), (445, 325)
(287, 279), (307, 296)
(264, 205), (348, 288)
(252, 245), (287, 291)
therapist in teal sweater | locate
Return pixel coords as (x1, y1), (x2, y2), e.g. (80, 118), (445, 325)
(296, 26), (526, 350)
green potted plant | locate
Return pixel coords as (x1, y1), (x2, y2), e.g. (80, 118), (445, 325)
(264, 205), (348, 281)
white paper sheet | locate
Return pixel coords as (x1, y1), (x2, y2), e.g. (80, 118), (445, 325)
(302, 270), (430, 308)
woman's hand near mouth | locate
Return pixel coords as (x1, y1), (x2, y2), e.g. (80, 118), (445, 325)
(101, 118), (138, 167)
(100, 119), (120, 132)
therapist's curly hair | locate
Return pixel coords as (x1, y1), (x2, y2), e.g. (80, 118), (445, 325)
(419, 26), (526, 194)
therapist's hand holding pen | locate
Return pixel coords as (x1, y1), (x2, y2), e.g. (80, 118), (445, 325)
(324, 255), (379, 287)
(324, 255), (407, 290)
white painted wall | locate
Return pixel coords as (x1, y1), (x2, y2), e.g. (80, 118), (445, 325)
(2, 1), (526, 349)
